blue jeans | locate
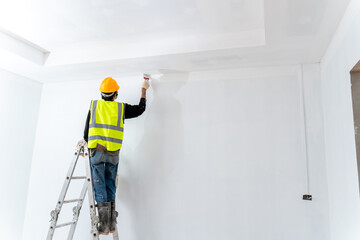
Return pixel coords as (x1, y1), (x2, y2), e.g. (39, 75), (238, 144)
(90, 151), (119, 203)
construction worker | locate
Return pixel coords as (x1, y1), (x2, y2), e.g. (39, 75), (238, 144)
(78, 76), (149, 235)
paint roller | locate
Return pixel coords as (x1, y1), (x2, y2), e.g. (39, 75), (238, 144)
(143, 73), (151, 81)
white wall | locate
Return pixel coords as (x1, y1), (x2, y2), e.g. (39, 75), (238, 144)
(23, 65), (329, 240)
(320, 0), (360, 239)
(0, 68), (42, 240)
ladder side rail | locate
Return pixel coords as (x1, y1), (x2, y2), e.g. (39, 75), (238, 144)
(57, 151), (82, 208)
(47, 150), (81, 240)
(113, 173), (120, 239)
(67, 178), (88, 240)
(84, 150), (100, 240)
(112, 225), (120, 240)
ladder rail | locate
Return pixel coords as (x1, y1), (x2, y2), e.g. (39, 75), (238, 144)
(67, 179), (88, 240)
(47, 150), (82, 240)
(59, 151), (82, 206)
(113, 225), (120, 240)
(85, 150), (100, 240)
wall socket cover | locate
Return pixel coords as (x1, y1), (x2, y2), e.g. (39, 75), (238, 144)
(303, 195), (312, 201)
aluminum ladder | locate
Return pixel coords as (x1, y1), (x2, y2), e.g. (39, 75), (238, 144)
(47, 146), (119, 240)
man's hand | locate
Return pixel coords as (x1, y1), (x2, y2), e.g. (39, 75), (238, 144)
(76, 139), (88, 152)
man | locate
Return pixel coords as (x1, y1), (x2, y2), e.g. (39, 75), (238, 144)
(80, 76), (149, 235)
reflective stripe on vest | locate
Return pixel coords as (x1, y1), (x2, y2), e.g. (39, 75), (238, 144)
(88, 135), (123, 144)
(88, 100), (124, 151)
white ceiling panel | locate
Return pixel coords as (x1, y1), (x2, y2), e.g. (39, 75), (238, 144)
(0, 0), (352, 82)
(0, 0), (265, 51)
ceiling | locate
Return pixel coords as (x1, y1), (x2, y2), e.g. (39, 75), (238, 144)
(0, 0), (352, 82)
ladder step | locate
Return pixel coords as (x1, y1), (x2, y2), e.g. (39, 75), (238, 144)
(55, 221), (76, 228)
(71, 176), (86, 179)
(63, 199), (83, 204)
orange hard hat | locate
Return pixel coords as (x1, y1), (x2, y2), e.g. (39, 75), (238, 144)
(100, 77), (120, 93)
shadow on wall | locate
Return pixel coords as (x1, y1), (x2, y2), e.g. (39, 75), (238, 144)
(117, 71), (189, 240)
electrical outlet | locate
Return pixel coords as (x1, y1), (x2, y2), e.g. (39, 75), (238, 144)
(303, 194), (312, 201)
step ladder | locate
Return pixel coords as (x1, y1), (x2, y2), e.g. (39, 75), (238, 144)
(47, 146), (119, 240)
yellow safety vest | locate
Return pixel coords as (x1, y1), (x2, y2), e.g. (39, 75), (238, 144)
(88, 100), (125, 151)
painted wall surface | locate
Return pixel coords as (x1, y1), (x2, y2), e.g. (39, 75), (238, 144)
(320, 1), (360, 240)
(23, 65), (329, 240)
(0, 68), (42, 240)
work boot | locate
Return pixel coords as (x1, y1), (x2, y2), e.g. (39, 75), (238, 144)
(110, 201), (118, 233)
(97, 202), (111, 235)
